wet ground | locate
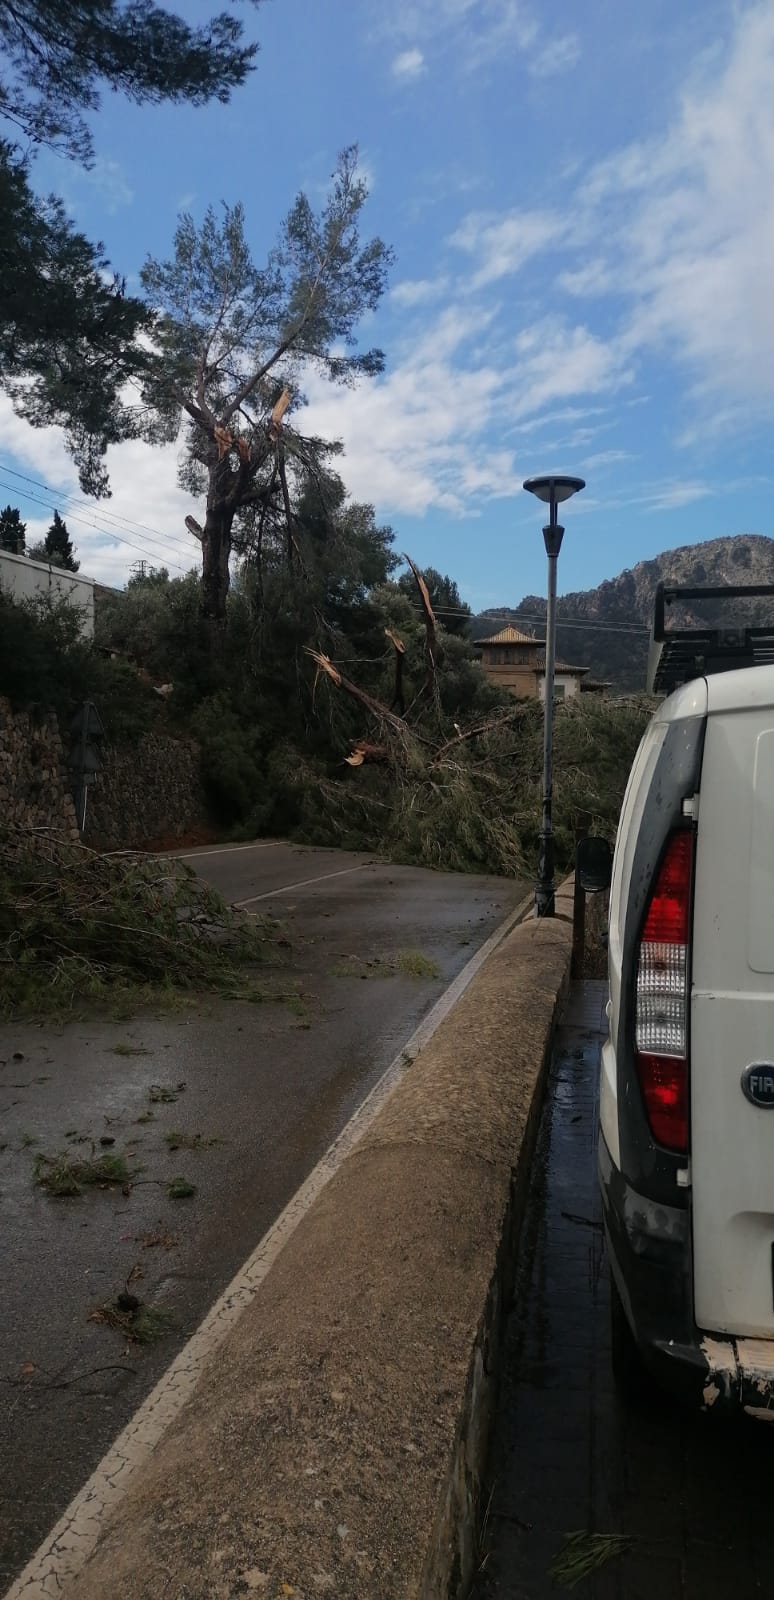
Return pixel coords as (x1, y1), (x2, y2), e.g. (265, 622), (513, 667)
(475, 981), (772, 1600)
(0, 843), (527, 1592)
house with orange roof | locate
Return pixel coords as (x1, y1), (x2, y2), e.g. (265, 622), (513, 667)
(475, 624), (605, 700)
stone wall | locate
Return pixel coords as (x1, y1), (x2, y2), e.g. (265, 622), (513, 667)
(83, 733), (210, 851)
(0, 696), (210, 850)
(0, 696), (79, 838)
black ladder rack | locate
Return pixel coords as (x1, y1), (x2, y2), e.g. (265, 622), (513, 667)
(647, 582), (774, 695)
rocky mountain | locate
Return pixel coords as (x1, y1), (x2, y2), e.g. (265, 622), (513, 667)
(475, 535), (774, 690)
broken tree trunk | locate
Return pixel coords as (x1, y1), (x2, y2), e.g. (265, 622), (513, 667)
(403, 553), (443, 696)
(385, 627), (406, 715)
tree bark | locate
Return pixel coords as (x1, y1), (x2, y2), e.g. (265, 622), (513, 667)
(200, 494), (235, 622)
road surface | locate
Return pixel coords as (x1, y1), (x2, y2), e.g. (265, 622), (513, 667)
(0, 843), (528, 1591)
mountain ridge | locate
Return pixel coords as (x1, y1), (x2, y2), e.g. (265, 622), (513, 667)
(474, 534), (774, 689)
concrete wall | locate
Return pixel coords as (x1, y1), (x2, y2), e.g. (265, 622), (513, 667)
(58, 890), (574, 1600)
(0, 696), (79, 838)
(538, 670), (582, 701)
(0, 549), (95, 638)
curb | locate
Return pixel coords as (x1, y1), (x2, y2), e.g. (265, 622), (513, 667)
(12, 885), (574, 1600)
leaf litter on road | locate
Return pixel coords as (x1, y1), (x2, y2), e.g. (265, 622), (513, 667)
(34, 1151), (139, 1197)
(550, 1531), (633, 1588)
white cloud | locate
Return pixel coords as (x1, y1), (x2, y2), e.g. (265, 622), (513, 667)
(451, 208), (565, 287)
(0, 397), (200, 588)
(299, 306), (519, 518)
(573, 3), (774, 410)
(379, 0), (538, 74)
(584, 449), (634, 470)
(88, 157), (134, 214)
(557, 260), (612, 298)
(295, 302), (631, 522)
(507, 320), (632, 418)
(391, 47), (426, 79)
(390, 276), (450, 307)
(642, 482), (714, 512)
(529, 31), (581, 78)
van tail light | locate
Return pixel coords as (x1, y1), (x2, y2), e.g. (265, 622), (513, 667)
(635, 829), (694, 1154)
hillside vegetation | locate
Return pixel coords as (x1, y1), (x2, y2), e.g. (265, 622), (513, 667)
(2, 499), (654, 880)
(475, 534), (774, 690)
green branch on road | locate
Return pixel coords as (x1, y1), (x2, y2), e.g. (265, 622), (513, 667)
(1, 829), (271, 1019)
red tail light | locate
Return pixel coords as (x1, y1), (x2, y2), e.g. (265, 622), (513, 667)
(635, 829), (694, 1154)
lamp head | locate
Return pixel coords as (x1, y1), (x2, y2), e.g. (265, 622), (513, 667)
(523, 474), (585, 506)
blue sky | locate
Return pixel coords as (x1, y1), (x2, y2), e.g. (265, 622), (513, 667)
(2, 0), (773, 607)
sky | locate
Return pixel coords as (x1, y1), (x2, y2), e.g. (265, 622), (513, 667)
(2, 0), (774, 608)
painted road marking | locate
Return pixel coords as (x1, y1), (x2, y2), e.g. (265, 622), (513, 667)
(175, 839), (282, 861)
(4, 887), (533, 1600)
(234, 862), (373, 906)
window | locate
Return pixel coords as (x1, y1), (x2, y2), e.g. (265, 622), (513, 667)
(554, 683), (566, 699)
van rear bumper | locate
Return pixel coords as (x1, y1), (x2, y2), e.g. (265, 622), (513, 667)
(599, 1134), (774, 1417)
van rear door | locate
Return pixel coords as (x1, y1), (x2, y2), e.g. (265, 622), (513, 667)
(691, 667), (774, 1337)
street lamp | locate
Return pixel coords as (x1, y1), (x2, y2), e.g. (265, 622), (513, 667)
(523, 473), (586, 918)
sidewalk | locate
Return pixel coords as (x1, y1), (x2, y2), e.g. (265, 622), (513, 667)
(475, 981), (771, 1600)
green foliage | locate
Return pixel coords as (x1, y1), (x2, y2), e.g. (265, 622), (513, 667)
(0, 2), (259, 493)
(291, 691), (653, 879)
(0, 830), (269, 1018)
(0, 589), (156, 741)
(0, 1), (260, 164)
(34, 1150), (134, 1196)
(140, 147), (394, 619)
(397, 565), (472, 635)
(0, 503), (26, 554)
(88, 511), (653, 881)
(39, 511), (79, 572)
(550, 1532), (633, 1588)
(190, 696), (264, 826)
(0, 144), (154, 496)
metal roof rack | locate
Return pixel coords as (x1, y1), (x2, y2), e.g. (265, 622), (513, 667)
(647, 582), (774, 695)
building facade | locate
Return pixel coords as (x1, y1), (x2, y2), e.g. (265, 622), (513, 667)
(476, 624), (606, 700)
(0, 548), (95, 638)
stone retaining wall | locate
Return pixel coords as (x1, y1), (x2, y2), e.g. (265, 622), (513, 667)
(0, 696), (79, 838)
(83, 734), (209, 851)
(0, 696), (210, 851)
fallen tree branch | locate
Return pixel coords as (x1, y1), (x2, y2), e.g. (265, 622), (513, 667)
(403, 553), (443, 692)
(305, 650), (410, 737)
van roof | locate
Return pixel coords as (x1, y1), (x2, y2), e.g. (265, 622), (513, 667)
(705, 663), (774, 714)
(657, 664), (774, 723)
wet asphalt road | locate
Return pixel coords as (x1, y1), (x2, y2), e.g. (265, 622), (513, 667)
(0, 843), (527, 1591)
(475, 982), (772, 1600)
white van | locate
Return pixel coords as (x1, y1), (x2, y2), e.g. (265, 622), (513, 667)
(597, 650), (774, 1416)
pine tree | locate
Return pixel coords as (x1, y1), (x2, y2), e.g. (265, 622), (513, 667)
(42, 511), (79, 572)
(0, 506), (27, 556)
(141, 148), (392, 622)
(0, 4), (261, 495)
(0, 3), (260, 165)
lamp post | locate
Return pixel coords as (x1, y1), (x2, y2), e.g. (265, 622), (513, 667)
(523, 474), (585, 918)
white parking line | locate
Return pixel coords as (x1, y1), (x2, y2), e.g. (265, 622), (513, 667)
(234, 862), (372, 906)
(175, 840), (282, 861)
(3, 886), (532, 1600)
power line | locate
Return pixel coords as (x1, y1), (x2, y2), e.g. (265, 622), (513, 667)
(419, 606), (649, 637)
(0, 477), (191, 574)
(0, 462), (197, 561)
